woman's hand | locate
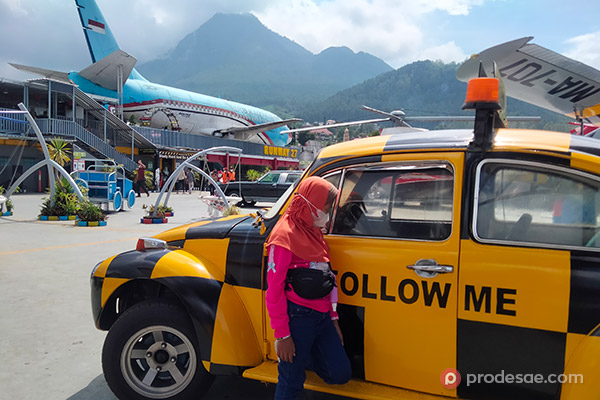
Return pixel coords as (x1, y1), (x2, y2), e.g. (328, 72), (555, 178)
(333, 319), (344, 346)
(275, 337), (296, 363)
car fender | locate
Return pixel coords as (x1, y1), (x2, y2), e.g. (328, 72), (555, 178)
(92, 248), (262, 372)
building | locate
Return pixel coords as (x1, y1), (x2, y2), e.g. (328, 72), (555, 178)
(0, 78), (300, 192)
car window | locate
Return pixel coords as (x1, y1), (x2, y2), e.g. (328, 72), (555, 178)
(259, 172), (278, 183)
(322, 171), (342, 189)
(474, 161), (600, 249)
(285, 173), (300, 183)
(331, 163), (454, 240)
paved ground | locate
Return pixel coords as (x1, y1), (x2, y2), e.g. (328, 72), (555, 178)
(0, 192), (348, 400)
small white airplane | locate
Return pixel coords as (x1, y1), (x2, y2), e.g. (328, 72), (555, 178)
(10, 0), (299, 147)
(456, 37), (600, 131)
(283, 105), (539, 136)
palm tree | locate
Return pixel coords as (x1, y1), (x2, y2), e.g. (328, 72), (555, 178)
(47, 138), (71, 178)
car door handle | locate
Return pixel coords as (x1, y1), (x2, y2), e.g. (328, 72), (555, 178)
(406, 259), (454, 273)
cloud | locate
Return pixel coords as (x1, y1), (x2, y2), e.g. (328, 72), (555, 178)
(0, 0), (481, 81)
(0, 0), (29, 16)
(254, 0), (478, 67)
(564, 31), (600, 71)
(415, 41), (466, 64)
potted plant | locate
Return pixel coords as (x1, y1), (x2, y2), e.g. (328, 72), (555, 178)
(39, 178), (80, 221)
(222, 204), (241, 216)
(141, 203), (169, 224)
(0, 186), (13, 216)
(76, 200), (107, 226)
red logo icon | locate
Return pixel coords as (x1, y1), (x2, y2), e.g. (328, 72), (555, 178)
(441, 368), (461, 389)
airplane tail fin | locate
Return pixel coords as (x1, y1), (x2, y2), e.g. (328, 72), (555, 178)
(75, 0), (146, 81)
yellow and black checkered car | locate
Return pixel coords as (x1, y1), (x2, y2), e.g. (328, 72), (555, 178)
(90, 111), (600, 399)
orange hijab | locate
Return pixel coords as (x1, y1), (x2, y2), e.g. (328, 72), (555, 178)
(266, 176), (335, 262)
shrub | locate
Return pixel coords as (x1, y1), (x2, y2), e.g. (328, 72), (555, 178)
(39, 178), (81, 216)
(222, 204), (241, 216)
(0, 186), (12, 212)
(77, 201), (106, 221)
(142, 203), (173, 218)
(246, 169), (262, 181)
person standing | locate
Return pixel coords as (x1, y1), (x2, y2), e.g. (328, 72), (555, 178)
(265, 176), (351, 400)
(186, 168), (195, 194)
(154, 166), (161, 192)
(176, 168), (186, 194)
(136, 160), (149, 197)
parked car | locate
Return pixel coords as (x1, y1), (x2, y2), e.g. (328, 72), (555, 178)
(90, 76), (600, 400)
(219, 170), (301, 206)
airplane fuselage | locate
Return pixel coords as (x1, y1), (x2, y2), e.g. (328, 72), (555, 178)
(122, 80), (288, 145)
(68, 71), (290, 146)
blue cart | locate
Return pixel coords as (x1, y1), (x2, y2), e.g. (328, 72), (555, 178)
(72, 162), (136, 212)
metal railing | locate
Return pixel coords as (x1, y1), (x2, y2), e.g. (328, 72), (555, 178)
(0, 107), (28, 134)
(135, 125), (299, 156)
(37, 119), (137, 171)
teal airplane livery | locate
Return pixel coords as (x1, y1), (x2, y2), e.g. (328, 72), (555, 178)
(10, 0), (298, 147)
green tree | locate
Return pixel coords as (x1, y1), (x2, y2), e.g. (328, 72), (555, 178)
(47, 138), (71, 179)
(297, 131), (315, 146)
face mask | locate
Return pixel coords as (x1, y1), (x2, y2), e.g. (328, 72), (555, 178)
(298, 194), (330, 228)
(313, 208), (330, 228)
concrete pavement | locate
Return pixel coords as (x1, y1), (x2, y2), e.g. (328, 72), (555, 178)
(0, 192), (348, 400)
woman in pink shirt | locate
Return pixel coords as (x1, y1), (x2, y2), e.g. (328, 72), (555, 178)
(265, 176), (351, 400)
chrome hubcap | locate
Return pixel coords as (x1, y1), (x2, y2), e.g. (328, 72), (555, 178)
(121, 325), (196, 398)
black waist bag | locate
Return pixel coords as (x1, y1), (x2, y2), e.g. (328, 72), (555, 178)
(286, 267), (335, 299)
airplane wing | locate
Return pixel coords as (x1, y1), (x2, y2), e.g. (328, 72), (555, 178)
(282, 115), (539, 134)
(215, 118), (302, 141)
(404, 116), (540, 122)
(456, 37), (600, 126)
(282, 118), (391, 134)
(8, 63), (71, 83)
(78, 49), (137, 91)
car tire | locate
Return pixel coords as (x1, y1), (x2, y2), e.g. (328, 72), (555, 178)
(102, 299), (214, 400)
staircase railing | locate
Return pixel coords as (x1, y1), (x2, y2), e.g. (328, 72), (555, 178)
(44, 118), (137, 172)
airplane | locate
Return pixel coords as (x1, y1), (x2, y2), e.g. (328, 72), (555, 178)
(283, 105), (539, 136)
(456, 37), (600, 134)
(10, 0), (298, 147)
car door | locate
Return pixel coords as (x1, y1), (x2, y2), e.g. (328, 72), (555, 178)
(458, 157), (600, 399)
(324, 152), (464, 397)
(255, 172), (280, 200)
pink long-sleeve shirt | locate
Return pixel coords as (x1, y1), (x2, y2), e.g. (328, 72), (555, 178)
(265, 244), (339, 339)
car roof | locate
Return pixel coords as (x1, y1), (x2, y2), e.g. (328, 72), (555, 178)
(316, 128), (600, 161)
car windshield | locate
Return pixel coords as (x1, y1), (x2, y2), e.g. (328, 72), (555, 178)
(259, 172), (278, 183)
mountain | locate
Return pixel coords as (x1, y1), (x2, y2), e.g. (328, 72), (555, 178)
(298, 60), (571, 132)
(137, 13), (393, 110)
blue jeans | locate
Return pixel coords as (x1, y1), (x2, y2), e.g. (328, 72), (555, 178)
(275, 301), (352, 400)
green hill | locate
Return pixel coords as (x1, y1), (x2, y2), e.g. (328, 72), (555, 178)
(298, 60), (572, 132)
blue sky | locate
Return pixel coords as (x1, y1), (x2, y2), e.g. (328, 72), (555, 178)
(1, 0), (599, 81)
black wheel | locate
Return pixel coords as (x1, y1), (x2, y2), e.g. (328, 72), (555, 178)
(102, 300), (214, 400)
(243, 200), (257, 207)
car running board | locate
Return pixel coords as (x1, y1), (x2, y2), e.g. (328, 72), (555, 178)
(242, 361), (454, 400)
